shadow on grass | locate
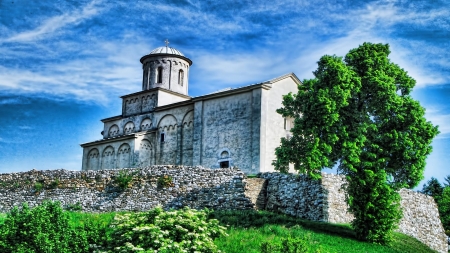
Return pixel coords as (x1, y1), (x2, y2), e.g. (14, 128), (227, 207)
(209, 210), (356, 240)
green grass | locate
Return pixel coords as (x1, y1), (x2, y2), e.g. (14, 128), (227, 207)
(210, 210), (437, 253)
(0, 209), (439, 253)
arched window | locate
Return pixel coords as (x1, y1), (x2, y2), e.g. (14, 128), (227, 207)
(156, 67), (163, 83)
(178, 69), (184, 86)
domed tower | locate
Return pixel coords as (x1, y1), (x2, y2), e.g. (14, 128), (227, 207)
(140, 41), (192, 96)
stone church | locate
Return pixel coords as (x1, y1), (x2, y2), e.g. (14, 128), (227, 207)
(81, 45), (300, 174)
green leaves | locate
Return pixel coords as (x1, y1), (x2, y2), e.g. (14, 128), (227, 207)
(105, 207), (227, 253)
(273, 42), (439, 244)
(0, 201), (89, 253)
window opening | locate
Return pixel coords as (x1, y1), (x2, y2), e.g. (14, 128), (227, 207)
(178, 70), (184, 86)
(156, 67), (163, 83)
(160, 132), (165, 142)
(220, 161), (229, 168)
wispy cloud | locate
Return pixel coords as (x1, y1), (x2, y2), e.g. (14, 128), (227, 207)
(3, 0), (104, 43)
(425, 108), (450, 139)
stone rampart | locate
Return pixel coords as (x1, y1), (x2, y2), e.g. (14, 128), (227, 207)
(257, 172), (447, 253)
(0, 168), (446, 252)
(0, 166), (253, 213)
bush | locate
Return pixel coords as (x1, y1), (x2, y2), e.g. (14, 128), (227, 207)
(34, 182), (44, 192)
(114, 170), (134, 190)
(157, 175), (174, 188)
(0, 201), (89, 253)
(103, 206), (227, 252)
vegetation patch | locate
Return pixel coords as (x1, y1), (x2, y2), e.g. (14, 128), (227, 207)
(0, 203), (438, 253)
(114, 170), (135, 190)
(157, 174), (174, 188)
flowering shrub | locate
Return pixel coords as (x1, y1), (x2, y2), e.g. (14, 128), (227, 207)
(103, 207), (227, 252)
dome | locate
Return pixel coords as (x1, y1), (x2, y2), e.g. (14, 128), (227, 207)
(149, 46), (184, 56)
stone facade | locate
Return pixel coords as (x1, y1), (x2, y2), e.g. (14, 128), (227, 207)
(81, 46), (300, 174)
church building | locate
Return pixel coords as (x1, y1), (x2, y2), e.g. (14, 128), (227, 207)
(80, 44), (300, 174)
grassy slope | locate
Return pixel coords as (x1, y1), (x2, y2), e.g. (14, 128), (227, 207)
(0, 210), (438, 252)
(210, 210), (437, 253)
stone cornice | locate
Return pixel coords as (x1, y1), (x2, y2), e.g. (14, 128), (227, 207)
(80, 134), (137, 147)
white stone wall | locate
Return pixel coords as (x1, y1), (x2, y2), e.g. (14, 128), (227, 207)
(262, 76), (300, 173)
(82, 138), (135, 171)
(201, 92), (254, 172)
(141, 56), (190, 95)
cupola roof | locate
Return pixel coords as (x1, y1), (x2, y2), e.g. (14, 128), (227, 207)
(149, 46), (184, 56)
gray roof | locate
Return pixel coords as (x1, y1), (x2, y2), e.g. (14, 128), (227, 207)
(149, 46), (184, 56)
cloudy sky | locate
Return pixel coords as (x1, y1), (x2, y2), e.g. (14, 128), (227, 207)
(0, 0), (448, 189)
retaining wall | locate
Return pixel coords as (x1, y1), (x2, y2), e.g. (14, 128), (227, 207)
(0, 166), (253, 212)
(0, 168), (446, 252)
(256, 172), (447, 253)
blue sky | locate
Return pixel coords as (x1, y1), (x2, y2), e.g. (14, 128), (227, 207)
(0, 0), (448, 189)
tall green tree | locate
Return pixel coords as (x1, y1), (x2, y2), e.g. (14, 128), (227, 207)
(273, 43), (439, 244)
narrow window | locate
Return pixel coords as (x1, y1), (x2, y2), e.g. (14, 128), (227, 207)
(220, 161), (229, 168)
(178, 70), (184, 86)
(156, 67), (163, 83)
(160, 132), (165, 142)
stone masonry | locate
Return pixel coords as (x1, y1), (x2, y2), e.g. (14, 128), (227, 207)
(256, 172), (448, 253)
(0, 168), (446, 252)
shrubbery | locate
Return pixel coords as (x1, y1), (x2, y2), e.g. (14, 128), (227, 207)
(0, 202), (226, 253)
(103, 206), (226, 252)
(0, 201), (89, 253)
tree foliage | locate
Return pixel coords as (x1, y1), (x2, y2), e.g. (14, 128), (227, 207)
(421, 177), (443, 201)
(438, 187), (450, 235)
(273, 42), (439, 244)
(0, 201), (89, 253)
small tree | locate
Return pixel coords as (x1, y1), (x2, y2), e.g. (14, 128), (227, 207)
(421, 177), (443, 201)
(443, 175), (450, 187)
(273, 43), (439, 243)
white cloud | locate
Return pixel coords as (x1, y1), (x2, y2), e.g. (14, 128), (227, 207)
(3, 0), (104, 43)
(425, 108), (450, 139)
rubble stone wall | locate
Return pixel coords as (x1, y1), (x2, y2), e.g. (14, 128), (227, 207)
(0, 168), (446, 252)
(257, 172), (447, 253)
(0, 166), (253, 213)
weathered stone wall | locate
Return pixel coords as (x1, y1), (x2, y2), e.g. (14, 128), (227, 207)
(0, 166), (253, 213)
(201, 92), (255, 172)
(257, 172), (447, 253)
(397, 188), (448, 253)
(258, 173), (326, 221)
(0, 168), (445, 252)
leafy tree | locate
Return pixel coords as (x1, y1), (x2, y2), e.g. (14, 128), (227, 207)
(273, 43), (439, 243)
(420, 177), (443, 201)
